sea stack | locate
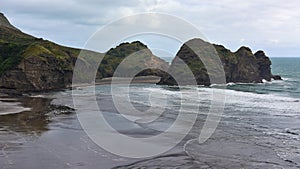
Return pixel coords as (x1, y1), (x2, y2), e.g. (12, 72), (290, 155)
(158, 38), (282, 86)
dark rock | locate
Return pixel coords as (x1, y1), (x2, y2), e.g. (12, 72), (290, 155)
(254, 50), (272, 81)
(158, 39), (212, 86)
(159, 38), (282, 86)
(272, 75), (282, 80)
(232, 46), (261, 83)
(48, 104), (75, 115)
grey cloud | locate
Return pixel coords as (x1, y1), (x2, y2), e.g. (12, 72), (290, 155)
(0, 0), (300, 57)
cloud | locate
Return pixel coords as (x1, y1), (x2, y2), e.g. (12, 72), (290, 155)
(1, 0), (300, 57)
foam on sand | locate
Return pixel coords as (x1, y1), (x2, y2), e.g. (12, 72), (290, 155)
(0, 101), (31, 115)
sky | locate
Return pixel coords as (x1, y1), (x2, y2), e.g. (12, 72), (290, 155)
(1, 0), (300, 57)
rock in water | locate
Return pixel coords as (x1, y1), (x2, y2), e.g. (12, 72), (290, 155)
(272, 75), (282, 80)
(158, 38), (281, 86)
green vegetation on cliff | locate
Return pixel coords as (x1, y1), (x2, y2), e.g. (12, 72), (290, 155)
(0, 13), (168, 92)
(98, 41), (167, 78)
(0, 43), (27, 75)
(98, 41), (149, 78)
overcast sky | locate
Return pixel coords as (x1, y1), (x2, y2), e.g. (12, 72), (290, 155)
(1, 0), (300, 57)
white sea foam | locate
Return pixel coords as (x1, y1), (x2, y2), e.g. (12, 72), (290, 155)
(145, 85), (300, 117)
(142, 87), (181, 96)
(282, 77), (297, 82)
(92, 83), (300, 119)
(0, 101), (31, 115)
(30, 94), (48, 98)
(199, 87), (300, 117)
(227, 82), (236, 86)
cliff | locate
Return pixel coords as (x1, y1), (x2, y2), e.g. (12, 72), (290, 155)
(0, 13), (168, 93)
(158, 38), (281, 86)
(0, 12), (79, 92)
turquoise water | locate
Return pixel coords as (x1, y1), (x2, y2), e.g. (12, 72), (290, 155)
(271, 58), (300, 98)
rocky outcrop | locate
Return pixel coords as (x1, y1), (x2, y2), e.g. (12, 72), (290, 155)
(0, 49), (77, 92)
(254, 50), (282, 80)
(97, 41), (168, 79)
(229, 46), (261, 83)
(158, 38), (281, 86)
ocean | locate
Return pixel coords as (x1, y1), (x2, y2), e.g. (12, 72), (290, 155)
(0, 57), (300, 168)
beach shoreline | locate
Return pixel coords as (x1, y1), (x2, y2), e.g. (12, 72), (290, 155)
(0, 76), (162, 96)
(72, 75), (162, 88)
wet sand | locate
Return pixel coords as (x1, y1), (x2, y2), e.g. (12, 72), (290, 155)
(0, 76), (162, 169)
(0, 94), (138, 169)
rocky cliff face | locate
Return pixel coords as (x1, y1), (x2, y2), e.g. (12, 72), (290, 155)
(0, 41), (79, 92)
(0, 58), (73, 91)
(158, 38), (281, 86)
(0, 13), (168, 93)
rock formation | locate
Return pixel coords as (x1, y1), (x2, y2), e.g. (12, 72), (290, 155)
(158, 38), (281, 86)
(98, 41), (168, 79)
